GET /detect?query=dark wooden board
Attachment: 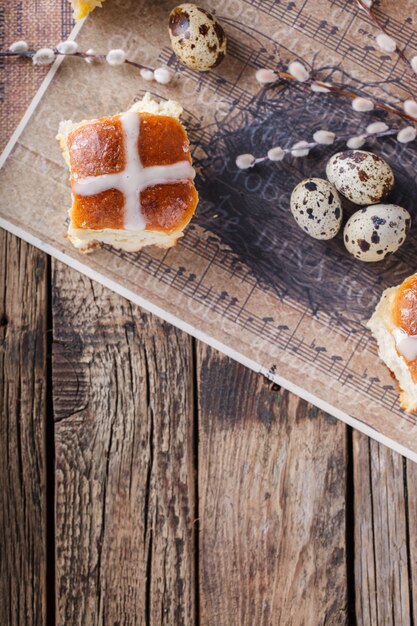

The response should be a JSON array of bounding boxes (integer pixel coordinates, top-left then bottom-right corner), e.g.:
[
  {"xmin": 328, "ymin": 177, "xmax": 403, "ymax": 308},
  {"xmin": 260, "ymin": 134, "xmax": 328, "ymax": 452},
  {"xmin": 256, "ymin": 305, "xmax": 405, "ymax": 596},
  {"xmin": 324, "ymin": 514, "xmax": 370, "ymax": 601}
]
[
  {"xmin": 406, "ymin": 460, "xmax": 417, "ymax": 620},
  {"xmin": 2, "ymin": 228, "xmax": 416, "ymax": 624},
  {"xmin": 51, "ymin": 259, "xmax": 197, "ymax": 625},
  {"xmin": 353, "ymin": 432, "xmax": 414, "ymax": 626},
  {"xmin": 0, "ymin": 231, "xmax": 48, "ymax": 626},
  {"xmin": 196, "ymin": 344, "xmax": 349, "ymax": 625}
]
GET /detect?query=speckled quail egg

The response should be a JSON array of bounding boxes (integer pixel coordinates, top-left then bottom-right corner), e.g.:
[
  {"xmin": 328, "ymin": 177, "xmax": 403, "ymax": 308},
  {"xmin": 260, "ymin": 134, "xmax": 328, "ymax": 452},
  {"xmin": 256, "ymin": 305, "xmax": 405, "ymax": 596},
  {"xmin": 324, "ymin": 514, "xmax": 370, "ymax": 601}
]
[
  {"xmin": 168, "ymin": 3, "xmax": 227, "ymax": 71},
  {"xmin": 290, "ymin": 178, "xmax": 343, "ymax": 240},
  {"xmin": 326, "ymin": 150, "xmax": 394, "ymax": 205},
  {"xmin": 343, "ymin": 204, "xmax": 411, "ymax": 262}
]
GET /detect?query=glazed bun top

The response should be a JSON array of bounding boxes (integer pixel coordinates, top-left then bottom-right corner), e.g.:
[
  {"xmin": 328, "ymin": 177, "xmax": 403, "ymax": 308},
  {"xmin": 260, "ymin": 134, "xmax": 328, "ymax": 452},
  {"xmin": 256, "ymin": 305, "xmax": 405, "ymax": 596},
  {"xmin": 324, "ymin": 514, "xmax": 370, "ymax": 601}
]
[
  {"xmin": 393, "ymin": 274, "xmax": 417, "ymax": 337},
  {"xmin": 67, "ymin": 111, "xmax": 198, "ymax": 234}
]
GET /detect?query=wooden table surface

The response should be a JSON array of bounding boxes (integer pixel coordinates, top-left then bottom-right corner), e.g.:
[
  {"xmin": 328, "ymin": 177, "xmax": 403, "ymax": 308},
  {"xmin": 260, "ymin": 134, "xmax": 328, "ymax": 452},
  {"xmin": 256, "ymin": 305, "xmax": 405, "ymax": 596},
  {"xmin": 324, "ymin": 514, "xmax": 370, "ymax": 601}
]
[{"xmin": 1, "ymin": 2, "xmax": 417, "ymax": 625}]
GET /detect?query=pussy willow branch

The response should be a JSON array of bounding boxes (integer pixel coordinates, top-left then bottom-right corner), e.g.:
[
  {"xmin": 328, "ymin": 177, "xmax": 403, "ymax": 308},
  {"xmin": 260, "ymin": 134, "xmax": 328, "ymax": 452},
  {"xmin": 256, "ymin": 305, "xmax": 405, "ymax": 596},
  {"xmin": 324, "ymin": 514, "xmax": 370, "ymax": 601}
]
[
  {"xmin": 0, "ymin": 49, "xmax": 153, "ymax": 71},
  {"xmin": 355, "ymin": 0, "xmax": 413, "ymax": 77},
  {"xmin": 253, "ymin": 129, "xmax": 398, "ymax": 165},
  {"xmin": 273, "ymin": 71, "xmax": 417, "ymax": 125}
]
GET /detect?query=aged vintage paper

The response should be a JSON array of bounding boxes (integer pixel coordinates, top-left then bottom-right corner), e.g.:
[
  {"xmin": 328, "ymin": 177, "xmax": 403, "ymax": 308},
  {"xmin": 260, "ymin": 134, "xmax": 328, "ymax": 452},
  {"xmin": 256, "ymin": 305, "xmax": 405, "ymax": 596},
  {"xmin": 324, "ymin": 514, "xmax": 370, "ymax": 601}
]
[{"xmin": 1, "ymin": 0, "xmax": 417, "ymax": 458}]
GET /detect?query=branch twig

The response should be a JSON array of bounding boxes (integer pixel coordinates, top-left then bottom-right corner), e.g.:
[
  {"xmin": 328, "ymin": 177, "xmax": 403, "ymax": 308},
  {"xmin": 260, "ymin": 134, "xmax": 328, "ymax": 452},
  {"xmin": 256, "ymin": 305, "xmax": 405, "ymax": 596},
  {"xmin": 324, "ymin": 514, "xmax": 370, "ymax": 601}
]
[
  {"xmin": 355, "ymin": 0, "xmax": 414, "ymax": 82},
  {"xmin": 271, "ymin": 70, "xmax": 417, "ymax": 125},
  {"xmin": 0, "ymin": 49, "xmax": 154, "ymax": 72}
]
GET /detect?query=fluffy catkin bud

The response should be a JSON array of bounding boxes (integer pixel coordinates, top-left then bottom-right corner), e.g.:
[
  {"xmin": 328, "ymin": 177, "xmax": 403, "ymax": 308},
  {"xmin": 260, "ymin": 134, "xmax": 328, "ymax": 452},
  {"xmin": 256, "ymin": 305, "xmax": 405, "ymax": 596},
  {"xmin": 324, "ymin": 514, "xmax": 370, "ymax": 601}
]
[
  {"xmin": 32, "ymin": 48, "xmax": 55, "ymax": 65},
  {"xmin": 397, "ymin": 126, "xmax": 417, "ymax": 143},
  {"xmin": 375, "ymin": 33, "xmax": 396, "ymax": 52},
  {"xmin": 153, "ymin": 67, "xmax": 172, "ymax": 84},
  {"xmin": 9, "ymin": 40, "xmax": 29, "ymax": 53},
  {"xmin": 403, "ymin": 100, "xmax": 417, "ymax": 118},
  {"xmin": 311, "ymin": 81, "xmax": 331, "ymax": 93},
  {"xmin": 267, "ymin": 147, "xmax": 285, "ymax": 161},
  {"xmin": 255, "ymin": 69, "xmax": 277, "ymax": 84},
  {"xmin": 140, "ymin": 68, "xmax": 154, "ymax": 81},
  {"xmin": 57, "ymin": 40, "xmax": 78, "ymax": 54},
  {"xmin": 84, "ymin": 49, "xmax": 96, "ymax": 63},
  {"xmin": 366, "ymin": 122, "xmax": 389, "ymax": 134},
  {"xmin": 288, "ymin": 61, "xmax": 310, "ymax": 82},
  {"xmin": 291, "ymin": 141, "xmax": 310, "ymax": 157},
  {"xmin": 236, "ymin": 154, "xmax": 256, "ymax": 169},
  {"xmin": 106, "ymin": 49, "xmax": 126, "ymax": 66},
  {"xmin": 352, "ymin": 97, "xmax": 374, "ymax": 112},
  {"xmin": 346, "ymin": 135, "xmax": 366, "ymax": 149},
  {"xmin": 313, "ymin": 130, "xmax": 336, "ymax": 145}
]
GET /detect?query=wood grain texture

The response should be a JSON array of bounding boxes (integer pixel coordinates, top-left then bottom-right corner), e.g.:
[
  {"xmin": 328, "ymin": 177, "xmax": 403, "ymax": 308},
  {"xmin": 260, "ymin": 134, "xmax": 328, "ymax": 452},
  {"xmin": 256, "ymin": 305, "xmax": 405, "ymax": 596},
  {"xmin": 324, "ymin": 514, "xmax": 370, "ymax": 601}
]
[
  {"xmin": 52, "ymin": 260, "xmax": 197, "ymax": 626},
  {"xmin": 353, "ymin": 432, "xmax": 413, "ymax": 625},
  {"xmin": 0, "ymin": 230, "xmax": 48, "ymax": 626},
  {"xmin": 406, "ymin": 459, "xmax": 417, "ymax": 621},
  {"xmin": 197, "ymin": 344, "xmax": 348, "ymax": 626}
]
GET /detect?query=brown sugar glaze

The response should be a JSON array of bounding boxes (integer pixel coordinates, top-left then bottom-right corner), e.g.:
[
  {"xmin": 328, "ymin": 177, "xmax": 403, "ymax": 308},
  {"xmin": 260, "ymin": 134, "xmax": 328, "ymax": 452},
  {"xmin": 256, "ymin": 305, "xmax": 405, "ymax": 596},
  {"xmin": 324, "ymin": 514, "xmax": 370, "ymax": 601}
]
[
  {"xmin": 68, "ymin": 112, "xmax": 198, "ymax": 233},
  {"xmin": 393, "ymin": 274, "xmax": 417, "ymax": 381}
]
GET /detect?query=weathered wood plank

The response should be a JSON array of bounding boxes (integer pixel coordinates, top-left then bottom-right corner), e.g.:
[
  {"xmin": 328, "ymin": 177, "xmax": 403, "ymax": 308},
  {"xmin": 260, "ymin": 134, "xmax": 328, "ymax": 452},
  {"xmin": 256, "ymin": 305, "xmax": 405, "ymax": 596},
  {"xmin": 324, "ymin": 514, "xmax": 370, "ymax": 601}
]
[
  {"xmin": 353, "ymin": 432, "xmax": 412, "ymax": 625},
  {"xmin": 52, "ymin": 260, "xmax": 196, "ymax": 626},
  {"xmin": 0, "ymin": 230, "xmax": 48, "ymax": 626},
  {"xmin": 197, "ymin": 344, "xmax": 348, "ymax": 626},
  {"xmin": 406, "ymin": 459, "xmax": 417, "ymax": 620}
]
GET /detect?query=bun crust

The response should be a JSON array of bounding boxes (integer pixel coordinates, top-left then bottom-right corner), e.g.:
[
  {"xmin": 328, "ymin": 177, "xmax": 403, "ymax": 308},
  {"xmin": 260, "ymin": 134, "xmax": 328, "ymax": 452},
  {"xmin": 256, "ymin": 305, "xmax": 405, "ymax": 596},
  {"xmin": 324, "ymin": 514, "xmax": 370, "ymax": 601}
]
[
  {"xmin": 368, "ymin": 274, "xmax": 417, "ymax": 412},
  {"xmin": 57, "ymin": 94, "xmax": 198, "ymax": 252}
]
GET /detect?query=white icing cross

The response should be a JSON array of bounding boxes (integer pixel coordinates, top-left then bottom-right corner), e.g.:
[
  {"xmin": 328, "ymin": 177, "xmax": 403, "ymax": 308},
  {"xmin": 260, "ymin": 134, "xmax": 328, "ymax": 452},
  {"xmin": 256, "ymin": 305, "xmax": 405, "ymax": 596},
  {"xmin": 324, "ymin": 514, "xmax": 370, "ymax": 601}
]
[
  {"xmin": 72, "ymin": 111, "xmax": 195, "ymax": 230},
  {"xmin": 393, "ymin": 327, "xmax": 417, "ymax": 362}
]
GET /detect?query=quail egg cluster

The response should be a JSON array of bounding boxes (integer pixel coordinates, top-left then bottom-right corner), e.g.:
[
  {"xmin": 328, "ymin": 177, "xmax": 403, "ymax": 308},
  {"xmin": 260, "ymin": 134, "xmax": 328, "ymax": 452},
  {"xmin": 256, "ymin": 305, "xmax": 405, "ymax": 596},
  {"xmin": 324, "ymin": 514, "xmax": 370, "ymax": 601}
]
[
  {"xmin": 169, "ymin": 3, "xmax": 227, "ymax": 71},
  {"xmin": 290, "ymin": 149, "xmax": 412, "ymax": 262}
]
